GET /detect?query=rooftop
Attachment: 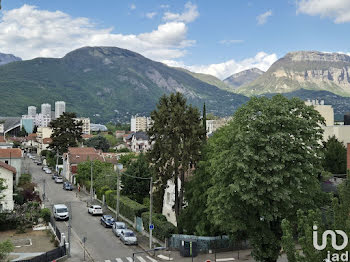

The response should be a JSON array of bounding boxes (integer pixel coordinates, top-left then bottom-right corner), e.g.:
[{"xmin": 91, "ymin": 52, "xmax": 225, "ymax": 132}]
[
  {"xmin": 0, "ymin": 161, "xmax": 16, "ymax": 174},
  {"xmin": 0, "ymin": 148, "xmax": 22, "ymax": 158}
]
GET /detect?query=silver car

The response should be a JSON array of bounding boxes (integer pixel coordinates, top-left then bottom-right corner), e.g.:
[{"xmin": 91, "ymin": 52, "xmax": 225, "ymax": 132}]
[
  {"xmin": 112, "ymin": 222, "xmax": 126, "ymax": 237},
  {"xmin": 120, "ymin": 229, "xmax": 137, "ymax": 245}
]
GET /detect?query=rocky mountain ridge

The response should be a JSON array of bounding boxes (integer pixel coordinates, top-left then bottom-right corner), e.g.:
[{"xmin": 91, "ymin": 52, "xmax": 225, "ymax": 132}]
[
  {"xmin": 0, "ymin": 52, "xmax": 21, "ymax": 66},
  {"xmin": 224, "ymin": 68, "xmax": 264, "ymax": 89}
]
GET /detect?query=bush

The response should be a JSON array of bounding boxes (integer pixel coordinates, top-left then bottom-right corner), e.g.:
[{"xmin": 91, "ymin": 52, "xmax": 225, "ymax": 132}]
[
  {"xmin": 40, "ymin": 208, "xmax": 51, "ymax": 223},
  {"xmin": 141, "ymin": 212, "xmax": 176, "ymax": 241},
  {"xmin": 18, "ymin": 174, "xmax": 32, "ymax": 187},
  {"xmin": 105, "ymin": 191, "xmax": 148, "ymax": 221},
  {"xmin": 0, "ymin": 240, "xmax": 14, "ymax": 261},
  {"xmin": 97, "ymin": 185, "xmax": 111, "ymax": 200}
]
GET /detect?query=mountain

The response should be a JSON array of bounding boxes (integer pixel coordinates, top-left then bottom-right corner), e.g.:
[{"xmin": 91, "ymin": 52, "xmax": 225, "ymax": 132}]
[
  {"xmin": 236, "ymin": 51, "xmax": 350, "ymax": 96},
  {"xmin": 0, "ymin": 46, "xmax": 248, "ymax": 123},
  {"xmin": 224, "ymin": 68, "xmax": 264, "ymax": 89},
  {"xmin": 175, "ymin": 68, "xmax": 232, "ymax": 91},
  {"xmin": 0, "ymin": 52, "xmax": 21, "ymax": 66}
]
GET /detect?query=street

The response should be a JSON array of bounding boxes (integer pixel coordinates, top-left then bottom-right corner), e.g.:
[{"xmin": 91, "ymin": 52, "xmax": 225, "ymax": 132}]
[{"xmin": 27, "ymin": 156, "xmax": 147, "ymax": 262}]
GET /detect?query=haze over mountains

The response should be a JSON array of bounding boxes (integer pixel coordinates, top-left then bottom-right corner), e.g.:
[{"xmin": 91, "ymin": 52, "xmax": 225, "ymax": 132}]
[
  {"xmin": 2, "ymin": 47, "xmax": 350, "ymax": 122},
  {"xmin": 0, "ymin": 52, "xmax": 22, "ymax": 66}
]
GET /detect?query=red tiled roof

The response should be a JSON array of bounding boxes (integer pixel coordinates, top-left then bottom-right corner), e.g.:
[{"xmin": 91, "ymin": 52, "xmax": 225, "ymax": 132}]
[
  {"xmin": 43, "ymin": 138, "xmax": 52, "ymax": 144},
  {"xmin": 70, "ymin": 153, "xmax": 104, "ymax": 164},
  {"xmin": 0, "ymin": 148, "xmax": 22, "ymax": 158},
  {"xmin": 68, "ymin": 147, "xmax": 97, "ymax": 154},
  {"xmin": 82, "ymin": 134, "xmax": 94, "ymax": 139},
  {"xmin": 0, "ymin": 161, "xmax": 16, "ymax": 174}
]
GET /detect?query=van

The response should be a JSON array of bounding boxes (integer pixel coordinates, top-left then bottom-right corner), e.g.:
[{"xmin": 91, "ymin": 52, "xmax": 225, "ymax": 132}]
[{"xmin": 53, "ymin": 204, "xmax": 69, "ymax": 220}]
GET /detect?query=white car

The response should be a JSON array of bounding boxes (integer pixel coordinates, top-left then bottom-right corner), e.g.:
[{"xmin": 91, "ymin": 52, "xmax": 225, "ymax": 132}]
[
  {"xmin": 55, "ymin": 176, "xmax": 63, "ymax": 183},
  {"xmin": 112, "ymin": 222, "xmax": 127, "ymax": 237},
  {"xmin": 45, "ymin": 169, "xmax": 52, "ymax": 174},
  {"xmin": 88, "ymin": 205, "xmax": 103, "ymax": 215},
  {"xmin": 53, "ymin": 204, "xmax": 69, "ymax": 220},
  {"xmin": 120, "ymin": 229, "xmax": 137, "ymax": 245}
]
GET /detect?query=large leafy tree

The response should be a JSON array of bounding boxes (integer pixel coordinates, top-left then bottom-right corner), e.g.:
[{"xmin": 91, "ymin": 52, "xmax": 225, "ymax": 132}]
[
  {"xmin": 121, "ymin": 153, "xmax": 152, "ymax": 203},
  {"xmin": 85, "ymin": 135, "xmax": 110, "ymax": 152},
  {"xmin": 148, "ymin": 92, "xmax": 205, "ymax": 221},
  {"xmin": 49, "ymin": 112, "xmax": 83, "ymax": 154},
  {"xmin": 322, "ymin": 135, "xmax": 347, "ymax": 174},
  {"xmin": 206, "ymin": 95, "xmax": 325, "ymax": 262}
]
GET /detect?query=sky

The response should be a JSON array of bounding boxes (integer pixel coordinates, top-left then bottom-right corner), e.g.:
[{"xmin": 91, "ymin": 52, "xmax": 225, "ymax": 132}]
[{"xmin": 1, "ymin": 0, "xmax": 350, "ymax": 80}]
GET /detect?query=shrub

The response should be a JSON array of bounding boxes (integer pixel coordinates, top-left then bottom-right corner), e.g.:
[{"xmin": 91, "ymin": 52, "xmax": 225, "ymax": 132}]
[
  {"xmin": 0, "ymin": 240, "xmax": 14, "ymax": 261},
  {"xmin": 18, "ymin": 174, "xmax": 32, "ymax": 187},
  {"xmin": 97, "ymin": 185, "xmax": 111, "ymax": 200},
  {"xmin": 141, "ymin": 212, "xmax": 176, "ymax": 241},
  {"xmin": 40, "ymin": 208, "xmax": 51, "ymax": 223},
  {"xmin": 105, "ymin": 191, "xmax": 148, "ymax": 221}
]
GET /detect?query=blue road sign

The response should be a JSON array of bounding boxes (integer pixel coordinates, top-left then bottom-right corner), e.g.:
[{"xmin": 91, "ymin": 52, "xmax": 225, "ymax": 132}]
[{"xmin": 149, "ymin": 224, "xmax": 154, "ymax": 230}]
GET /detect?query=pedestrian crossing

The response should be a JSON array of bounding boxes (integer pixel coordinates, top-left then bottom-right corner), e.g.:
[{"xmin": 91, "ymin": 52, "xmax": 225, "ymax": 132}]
[{"xmin": 102, "ymin": 255, "xmax": 159, "ymax": 262}]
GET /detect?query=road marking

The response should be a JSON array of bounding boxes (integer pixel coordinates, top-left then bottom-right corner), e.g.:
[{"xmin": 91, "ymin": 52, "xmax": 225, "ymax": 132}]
[
  {"xmin": 157, "ymin": 254, "xmax": 173, "ymax": 261},
  {"xmin": 146, "ymin": 256, "xmax": 158, "ymax": 262},
  {"xmin": 126, "ymin": 257, "xmax": 133, "ymax": 262},
  {"xmin": 216, "ymin": 258, "xmax": 235, "ymax": 262},
  {"xmin": 115, "ymin": 258, "xmax": 123, "ymax": 262},
  {"xmin": 137, "ymin": 257, "xmax": 147, "ymax": 262}
]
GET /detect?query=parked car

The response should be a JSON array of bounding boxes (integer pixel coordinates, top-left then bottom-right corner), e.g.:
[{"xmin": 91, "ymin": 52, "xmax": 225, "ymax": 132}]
[
  {"xmin": 45, "ymin": 169, "xmax": 52, "ymax": 174},
  {"xmin": 53, "ymin": 204, "xmax": 69, "ymax": 221},
  {"xmin": 42, "ymin": 165, "xmax": 48, "ymax": 171},
  {"xmin": 100, "ymin": 215, "xmax": 115, "ymax": 228},
  {"xmin": 120, "ymin": 229, "xmax": 137, "ymax": 245},
  {"xmin": 112, "ymin": 222, "xmax": 127, "ymax": 237},
  {"xmin": 36, "ymin": 161, "xmax": 42, "ymax": 166},
  {"xmin": 63, "ymin": 182, "xmax": 73, "ymax": 191},
  {"xmin": 52, "ymin": 173, "xmax": 58, "ymax": 180},
  {"xmin": 88, "ymin": 205, "xmax": 103, "ymax": 215},
  {"xmin": 55, "ymin": 176, "xmax": 63, "ymax": 183}
]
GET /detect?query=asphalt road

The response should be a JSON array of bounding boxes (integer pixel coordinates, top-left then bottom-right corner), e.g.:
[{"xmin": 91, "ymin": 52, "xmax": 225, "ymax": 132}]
[{"xmin": 27, "ymin": 156, "xmax": 143, "ymax": 262}]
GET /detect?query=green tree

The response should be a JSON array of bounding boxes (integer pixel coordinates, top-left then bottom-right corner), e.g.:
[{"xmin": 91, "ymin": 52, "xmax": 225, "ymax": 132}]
[
  {"xmin": 119, "ymin": 153, "xmax": 136, "ymax": 167},
  {"xmin": 206, "ymin": 95, "xmax": 325, "ymax": 262},
  {"xmin": 121, "ymin": 153, "xmax": 152, "ymax": 203},
  {"xmin": 85, "ymin": 136, "xmax": 110, "ymax": 152},
  {"xmin": 18, "ymin": 126, "xmax": 28, "ymax": 137},
  {"xmin": 202, "ymin": 103, "xmax": 207, "ymax": 137},
  {"xmin": 148, "ymin": 92, "xmax": 205, "ymax": 222},
  {"xmin": 49, "ymin": 112, "xmax": 83, "ymax": 154},
  {"xmin": 322, "ymin": 135, "xmax": 347, "ymax": 174},
  {"xmin": 0, "ymin": 178, "xmax": 6, "ymax": 201},
  {"xmin": 0, "ymin": 240, "xmax": 14, "ymax": 261}
]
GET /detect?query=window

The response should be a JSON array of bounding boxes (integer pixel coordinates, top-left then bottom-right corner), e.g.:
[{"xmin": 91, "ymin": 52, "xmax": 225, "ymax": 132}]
[{"xmin": 5, "ymin": 160, "xmax": 8, "ymax": 164}]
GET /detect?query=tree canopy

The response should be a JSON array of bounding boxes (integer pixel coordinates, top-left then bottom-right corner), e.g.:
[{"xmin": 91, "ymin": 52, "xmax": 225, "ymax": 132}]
[
  {"xmin": 322, "ymin": 135, "xmax": 347, "ymax": 174},
  {"xmin": 205, "ymin": 95, "xmax": 325, "ymax": 262},
  {"xmin": 85, "ymin": 135, "xmax": 110, "ymax": 152},
  {"xmin": 121, "ymin": 153, "xmax": 152, "ymax": 203},
  {"xmin": 148, "ymin": 92, "xmax": 205, "ymax": 222},
  {"xmin": 49, "ymin": 112, "xmax": 83, "ymax": 154}
]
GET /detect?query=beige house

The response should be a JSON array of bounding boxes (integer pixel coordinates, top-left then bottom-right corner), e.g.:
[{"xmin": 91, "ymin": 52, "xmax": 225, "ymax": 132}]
[
  {"xmin": 0, "ymin": 161, "xmax": 16, "ymax": 212},
  {"xmin": 75, "ymin": 118, "xmax": 91, "ymax": 135},
  {"xmin": 36, "ymin": 127, "xmax": 53, "ymax": 155}
]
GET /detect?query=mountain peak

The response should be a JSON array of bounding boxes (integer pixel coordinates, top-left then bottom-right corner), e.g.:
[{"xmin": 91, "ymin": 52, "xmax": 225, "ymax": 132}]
[
  {"xmin": 0, "ymin": 52, "xmax": 22, "ymax": 66},
  {"xmin": 223, "ymin": 68, "xmax": 265, "ymax": 89},
  {"xmin": 284, "ymin": 51, "xmax": 350, "ymax": 63}
]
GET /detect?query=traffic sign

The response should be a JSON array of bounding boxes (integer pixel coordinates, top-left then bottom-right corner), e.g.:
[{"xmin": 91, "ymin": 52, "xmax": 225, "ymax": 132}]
[{"xmin": 149, "ymin": 224, "xmax": 154, "ymax": 230}]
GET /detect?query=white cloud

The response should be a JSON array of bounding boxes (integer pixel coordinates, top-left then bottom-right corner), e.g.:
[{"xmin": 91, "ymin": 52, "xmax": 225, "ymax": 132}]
[
  {"xmin": 130, "ymin": 3, "xmax": 136, "ymax": 10},
  {"xmin": 257, "ymin": 10, "xmax": 272, "ymax": 25},
  {"xmin": 163, "ymin": 2, "xmax": 199, "ymax": 23},
  {"xmin": 146, "ymin": 12, "xmax": 157, "ymax": 19},
  {"xmin": 163, "ymin": 52, "xmax": 278, "ymax": 80},
  {"xmin": 0, "ymin": 5, "xmax": 195, "ymax": 61},
  {"xmin": 160, "ymin": 4, "xmax": 170, "ymax": 9},
  {"xmin": 219, "ymin": 39, "xmax": 244, "ymax": 45},
  {"xmin": 297, "ymin": 0, "xmax": 350, "ymax": 23}
]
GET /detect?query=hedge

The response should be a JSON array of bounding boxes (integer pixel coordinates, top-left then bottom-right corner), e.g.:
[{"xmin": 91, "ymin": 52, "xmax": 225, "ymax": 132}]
[
  {"xmin": 142, "ymin": 212, "xmax": 176, "ymax": 241},
  {"xmin": 105, "ymin": 190, "xmax": 148, "ymax": 221}
]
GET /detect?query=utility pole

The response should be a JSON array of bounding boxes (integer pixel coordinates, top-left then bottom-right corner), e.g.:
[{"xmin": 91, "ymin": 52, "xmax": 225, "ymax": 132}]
[
  {"xmin": 149, "ymin": 176, "xmax": 153, "ymax": 249},
  {"xmin": 116, "ymin": 167, "xmax": 120, "ymax": 220},
  {"xmin": 90, "ymin": 160, "xmax": 93, "ymax": 204},
  {"xmin": 68, "ymin": 202, "xmax": 72, "ymax": 257}
]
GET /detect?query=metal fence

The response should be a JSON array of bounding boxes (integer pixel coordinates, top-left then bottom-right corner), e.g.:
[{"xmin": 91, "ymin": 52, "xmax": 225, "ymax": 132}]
[
  {"xmin": 168, "ymin": 234, "xmax": 250, "ymax": 252},
  {"xmin": 16, "ymin": 245, "xmax": 66, "ymax": 262}
]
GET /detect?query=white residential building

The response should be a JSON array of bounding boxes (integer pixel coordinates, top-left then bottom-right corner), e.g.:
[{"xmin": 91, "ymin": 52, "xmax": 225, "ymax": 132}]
[
  {"xmin": 0, "ymin": 162, "xmax": 16, "ymax": 212},
  {"xmin": 35, "ymin": 113, "xmax": 51, "ymax": 127},
  {"xmin": 28, "ymin": 106, "xmax": 37, "ymax": 117},
  {"xmin": 130, "ymin": 116, "xmax": 153, "ymax": 132},
  {"xmin": 55, "ymin": 101, "xmax": 66, "ymax": 119},
  {"xmin": 41, "ymin": 103, "xmax": 51, "ymax": 116},
  {"xmin": 75, "ymin": 118, "xmax": 91, "ymax": 135},
  {"xmin": 206, "ymin": 118, "xmax": 231, "ymax": 135}
]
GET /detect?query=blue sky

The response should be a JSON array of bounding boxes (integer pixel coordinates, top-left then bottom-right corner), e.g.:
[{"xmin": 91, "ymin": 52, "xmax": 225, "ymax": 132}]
[{"xmin": 1, "ymin": 0, "xmax": 350, "ymax": 79}]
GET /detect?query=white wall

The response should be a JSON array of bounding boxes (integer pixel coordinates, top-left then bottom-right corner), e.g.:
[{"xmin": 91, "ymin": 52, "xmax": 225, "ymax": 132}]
[{"xmin": 0, "ymin": 167, "xmax": 14, "ymax": 211}]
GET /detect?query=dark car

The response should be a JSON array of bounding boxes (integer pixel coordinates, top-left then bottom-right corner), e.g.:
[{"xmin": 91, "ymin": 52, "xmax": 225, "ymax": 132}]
[
  {"xmin": 52, "ymin": 173, "xmax": 58, "ymax": 180},
  {"xmin": 100, "ymin": 215, "xmax": 115, "ymax": 228},
  {"xmin": 63, "ymin": 182, "xmax": 73, "ymax": 191},
  {"xmin": 36, "ymin": 161, "xmax": 42, "ymax": 166}
]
